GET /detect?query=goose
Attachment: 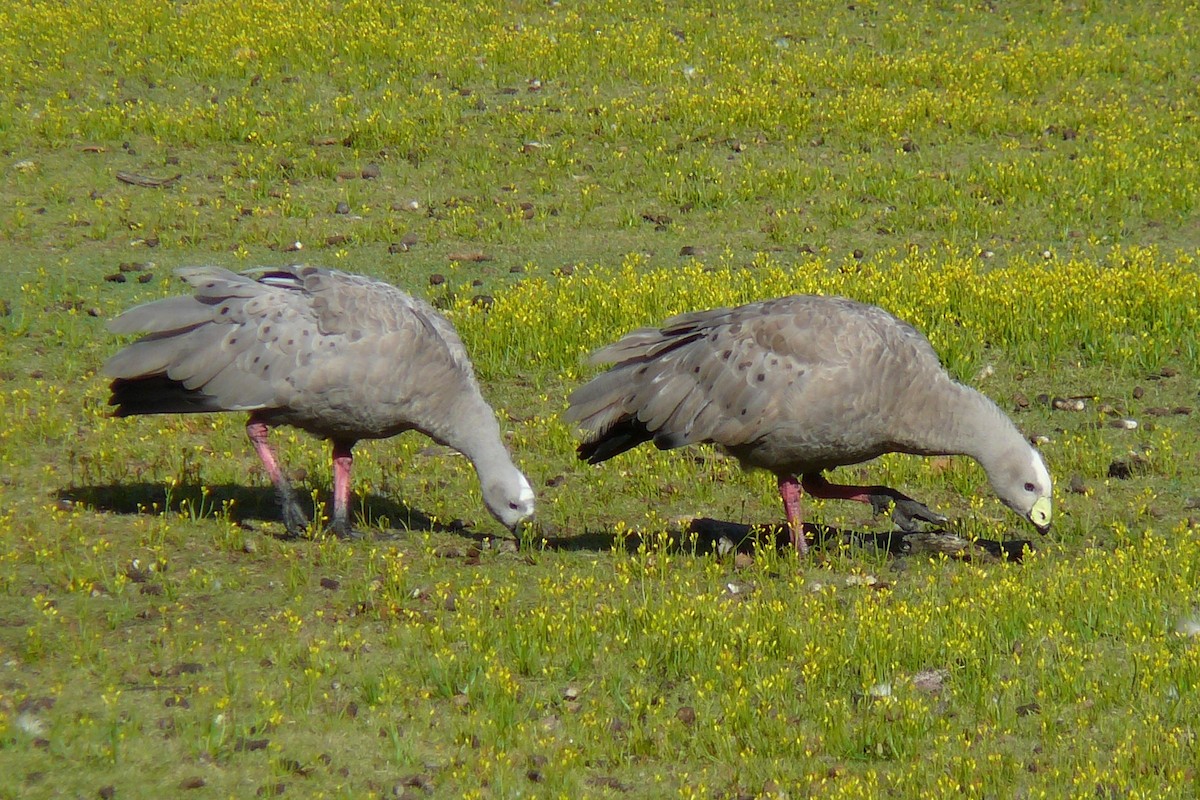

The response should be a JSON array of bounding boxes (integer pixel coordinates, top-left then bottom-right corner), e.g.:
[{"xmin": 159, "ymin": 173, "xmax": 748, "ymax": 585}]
[
  {"xmin": 565, "ymin": 295, "xmax": 1052, "ymax": 552},
  {"xmin": 104, "ymin": 265, "xmax": 535, "ymax": 538}
]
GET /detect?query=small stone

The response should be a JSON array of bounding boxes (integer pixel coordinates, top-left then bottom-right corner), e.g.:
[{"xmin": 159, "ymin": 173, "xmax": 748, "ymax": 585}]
[
  {"xmin": 1068, "ymin": 474, "xmax": 1089, "ymax": 495},
  {"xmin": 320, "ymin": 577, "xmax": 340, "ymax": 591},
  {"xmin": 335, "ymin": 201, "xmax": 350, "ymax": 215},
  {"xmin": 15, "ymin": 713, "xmax": 46, "ymax": 737},
  {"xmin": 361, "ymin": 163, "xmax": 381, "ymax": 179},
  {"xmin": 99, "ymin": 786, "xmax": 116, "ymax": 800},
  {"xmin": 428, "ymin": 273, "xmax": 445, "ymax": 287},
  {"xmin": 1176, "ymin": 616, "xmax": 1200, "ymax": 637},
  {"xmin": 1132, "ymin": 385, "xmax": 1145, "ymax": 399},
  {"xmin": 676, "ymin": 706, "xmax": 697, "ymax": 726},
  {"xmin": 1051, "ymin": 397, "xmax": 1086, "ymax": 411},
  {"xmin": 910, "ymin": 669, "xmax": 947, "ymax": 694},
  {"xmin": 180, "ymin": 777, "xmax": 206, "ymax": 790}
]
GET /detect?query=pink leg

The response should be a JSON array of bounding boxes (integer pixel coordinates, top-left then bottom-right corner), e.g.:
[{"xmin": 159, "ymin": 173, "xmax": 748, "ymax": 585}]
[
  {"xmin": 800, "ymin": 474, "xmax": 875, "ymax": 504},
  {"xmin": 777, "ymin": 475, "xmax": 809, "ymax": 554},
  {"xmin": 246, "ymin": 417, "xmax": 309, "ymax": 536},
  {"xmin": 329, "ymin": 439, "xmax": 355, "ymax": 538},
  {"xmin": 801, "ymin": 473, "xmax": 946, "ymax": 531}
]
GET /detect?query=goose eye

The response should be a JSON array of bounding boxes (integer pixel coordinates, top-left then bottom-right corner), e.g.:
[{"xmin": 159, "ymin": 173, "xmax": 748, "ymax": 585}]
[
  {"xmin": 1023, "ymin": 482, "xmax": 1036, "ymax": 492},
  {"xmin": 509, "ymin": 501, "xmax": 521, "ymax": 510}
]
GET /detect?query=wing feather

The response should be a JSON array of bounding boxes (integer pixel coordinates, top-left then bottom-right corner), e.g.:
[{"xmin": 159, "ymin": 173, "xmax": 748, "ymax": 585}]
[{"xmin": 569, "ymin": 295, "xmax": 917, "ymax": 465}]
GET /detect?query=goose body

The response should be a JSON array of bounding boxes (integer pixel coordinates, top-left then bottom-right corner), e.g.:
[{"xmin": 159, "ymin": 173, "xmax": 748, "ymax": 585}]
[
  {"xmin": 104, "ymin": 265, "xmax": 535, "ymax": 536},
  {"xmin": 566, "ymin": 295, "xmax": 1052, "ymax": 551}
]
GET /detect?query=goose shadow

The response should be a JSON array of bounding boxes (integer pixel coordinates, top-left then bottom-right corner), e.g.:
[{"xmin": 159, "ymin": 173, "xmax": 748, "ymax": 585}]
[
  {"xmin": 57, "ymin": 482, "xmax": 468, "ymax": 537},
  {"xmin": 539, "ymin": 517, "xmax": 1033, "ymax": 563}
]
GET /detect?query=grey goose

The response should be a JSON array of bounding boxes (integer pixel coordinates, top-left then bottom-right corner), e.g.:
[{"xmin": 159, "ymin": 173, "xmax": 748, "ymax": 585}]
[
  {"xmin": 566, "ymin": 294, "xmax": 1052, "ymax": 552},
  {"xmin": 104, "ymin": 265, "xmax": 535, "ymax": 538}
]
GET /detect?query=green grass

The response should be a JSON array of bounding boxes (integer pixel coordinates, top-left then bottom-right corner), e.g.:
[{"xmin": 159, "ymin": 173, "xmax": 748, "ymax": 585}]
[{"xmin": 3, "ymin": 1, "xmax": 1200, "ymax": 797}]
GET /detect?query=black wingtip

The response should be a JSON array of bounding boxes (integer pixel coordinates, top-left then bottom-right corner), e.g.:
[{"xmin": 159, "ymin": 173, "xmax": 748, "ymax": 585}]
[
  {"xmin": 108, "ymin": 376, "xmax": 223, "ymax": 417},
  {"xmin": 577, "ymin": 417, "xmax": 655, "ymax": 465}
]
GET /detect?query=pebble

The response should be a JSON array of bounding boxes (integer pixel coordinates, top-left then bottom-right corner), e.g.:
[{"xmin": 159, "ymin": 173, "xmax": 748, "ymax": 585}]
[{"xmin": 1051, "ymin": 397, "xmax": 1086, "ymax": 411}]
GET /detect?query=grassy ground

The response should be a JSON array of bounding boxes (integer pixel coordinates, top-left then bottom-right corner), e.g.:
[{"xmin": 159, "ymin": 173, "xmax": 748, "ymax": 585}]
[{"xmin": 2, "ymin": 1, "xmax": 1200, "ymax": 797}]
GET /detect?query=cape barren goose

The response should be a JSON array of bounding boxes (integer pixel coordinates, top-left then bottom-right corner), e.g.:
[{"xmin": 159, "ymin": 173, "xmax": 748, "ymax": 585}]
[
  {"xmin": 104, "ymin": 265, "xmax": 535, "ymax": 538},
  {"xmin": 566, "ymin": 295, "xmax": 1052, "ymax": 553}
]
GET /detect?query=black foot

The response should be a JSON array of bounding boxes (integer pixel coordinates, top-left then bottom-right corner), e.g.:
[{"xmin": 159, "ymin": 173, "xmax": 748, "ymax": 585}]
[
  {"xmin": 326, "ymin": 523, "xmax": 363, "ymax": 540},
  {"xmin": 279, "ymin": 502, "xmax": 311, "ymax": 539},
  {"xmin": 867, "ymin": 490, "xmax": 948, "ymax": 532},
  {"xmin": 274, "ymin": 485, "xmax": 312, "ymax": 539},
  {"xmin": 326, "ymin": 513, "xmax": 362, "ymax": 540}
]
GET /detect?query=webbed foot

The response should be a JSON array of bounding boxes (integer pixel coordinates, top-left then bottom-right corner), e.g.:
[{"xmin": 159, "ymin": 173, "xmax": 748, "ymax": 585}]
[{"xmin": 867, "ymin": 490, "xmax": 948, "ymax": 531}]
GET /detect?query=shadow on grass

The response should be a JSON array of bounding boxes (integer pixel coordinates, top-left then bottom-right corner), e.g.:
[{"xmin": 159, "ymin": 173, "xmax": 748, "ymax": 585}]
[
  {"xmin": 56, "ymin": 482, "xmax": 466, "ymax": 537},
  {"xmin": 541, "ymin": 517, "xmax": 1033, "ymax": 563}
]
